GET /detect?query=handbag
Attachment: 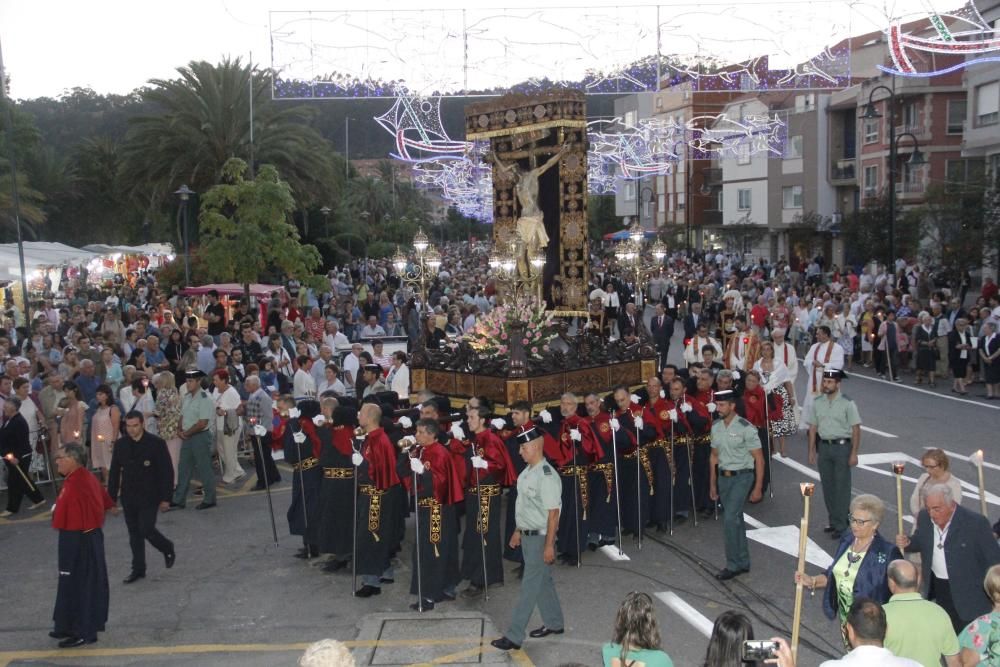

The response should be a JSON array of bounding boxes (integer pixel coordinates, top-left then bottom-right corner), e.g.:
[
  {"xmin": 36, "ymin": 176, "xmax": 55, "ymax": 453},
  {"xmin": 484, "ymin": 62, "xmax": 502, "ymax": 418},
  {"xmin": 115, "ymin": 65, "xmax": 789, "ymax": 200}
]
[{"xmin": 223, "ymin": 409, "xmax": 239, "ymax": 436}]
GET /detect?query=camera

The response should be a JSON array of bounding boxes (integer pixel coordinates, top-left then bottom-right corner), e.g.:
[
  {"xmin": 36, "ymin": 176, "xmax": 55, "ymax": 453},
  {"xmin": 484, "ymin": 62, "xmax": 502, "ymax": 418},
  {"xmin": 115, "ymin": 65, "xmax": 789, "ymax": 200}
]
[{"xmin": 741, "ymin": 640, "xmax": 779, "ymax": 661}]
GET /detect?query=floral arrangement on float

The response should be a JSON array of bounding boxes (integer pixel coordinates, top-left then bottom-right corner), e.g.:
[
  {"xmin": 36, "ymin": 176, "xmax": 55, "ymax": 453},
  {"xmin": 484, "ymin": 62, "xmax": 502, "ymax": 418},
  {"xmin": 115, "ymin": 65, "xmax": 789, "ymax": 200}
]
[{"xmin": 464, "ymin": 298, "xmax": 557, "ymax": 360}]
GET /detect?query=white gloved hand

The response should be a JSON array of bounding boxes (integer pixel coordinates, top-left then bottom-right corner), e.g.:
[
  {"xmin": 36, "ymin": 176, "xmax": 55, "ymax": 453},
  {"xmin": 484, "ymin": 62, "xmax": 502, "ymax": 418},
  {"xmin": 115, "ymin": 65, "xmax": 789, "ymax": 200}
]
[
  {"xmin": 410, "ymin": 457, "xmax": 426, "ymax": 475},
  {"xmin": 398, "ymin": 415, "xmax": 413, "ymax": 429},
  {"xmin": 312, "ymin": 414, "xmax": 326, "ymax": 426},
  {"xmin": 706, "ymin": 402, "xmax": 717, "ymax": 413},
  {"xmin": 471, "ymin": 455, "xmax": 489, "ymax": 470},
  {"xmin": 570, "ymin": 428, "xmax": 582, "ymax": 442},
  {"xmin": 634, "ymin": 416, "xmax": 644, "ymax": 430},
  {"xmin": 267, "ymin": 385, "xmax": 278, "ymax": 394},
  {"xmin": 253, "ymin": 424, "xmax": 267, "ymax": 437},
  {"xmin": 351, "ymin": 451, "xmax": 364, "ymax": 467},
  {"xmin": 538, "ymin": 409, "xmax": 552, "ymax": 424},
  {"xmin": 490, "ymin": 418, "xmax": 506, "ymax": 430},
  {"xmin": 450, "ymin": 423, "xmax": 465, "ymax": 440},
  {"xmin": 414, "ymin": 403, "xmax": 423, "ymax": 411},
  {"xmin": 680, "ymin": 402, "xmax": 692, "ymax": 413},
  {"xmin": 660, "ymin": 389, "xmax": 666, "ymax": 398},
  {"xmin": 732, "ymin": 370, "xmax": 741, "ymax": 381},
  {"xmin": 609, "ymin": 418, "xmax": 620, "ymax": 431},
  {"xmin": 288, "ymin": 407, "xmax": 301, "ymax": 419},
  {"xmin": 667, "ymin": 409, "xmax": 678, "ymax": 421},
  {"xmin": 292, "ymin": 431, "xmax": 306, "ymax": 444},
  {"xmin": 630, "ymin": 393, "xmax": 641, "ymax": 404}
]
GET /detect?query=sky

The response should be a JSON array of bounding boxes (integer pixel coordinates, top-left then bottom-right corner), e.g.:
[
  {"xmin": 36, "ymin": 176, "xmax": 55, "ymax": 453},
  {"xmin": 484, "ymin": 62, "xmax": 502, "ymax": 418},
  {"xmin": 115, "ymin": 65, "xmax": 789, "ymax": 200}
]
[{"xmin": 0, "ymin": 0, "xmax": 949, "ymax": 100}]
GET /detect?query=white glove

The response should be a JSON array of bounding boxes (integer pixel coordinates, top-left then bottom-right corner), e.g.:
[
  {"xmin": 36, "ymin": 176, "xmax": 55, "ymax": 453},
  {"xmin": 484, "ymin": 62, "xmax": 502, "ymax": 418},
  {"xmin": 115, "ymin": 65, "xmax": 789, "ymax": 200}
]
[
  {"xmin": 706, "ymin": 402, "xmax": 717, "ymax": 413},
  {"xmin": 490, "ymin": 418, "xmax": 506, "ymax": 430},
  {"xmin": 288, "ymin": 407, "xmax": 301, "ymax": 419},
  {"xmin": 414, "ymin": 403, "xmax": 423, "ymax": 411},
  {"xmin": 732, "ymin": 370, "xmax": 741, "ymax": 380},
  {"xmin": 570, "ymin": 428, "xmax": 582, "ymax": 442},
  {"xmin": 267, "ymin": 385, "xmax": 278, "ymax": 394},
  {"xmin": 680, "ymin": 402, "xmax": 692, "ymax": 413},
  {"xmin": 351, "ymin": 451, "xmax": 364, "ymax": 467},
  {"xmin": 538, "ymin": 409, "xmax": 552, "ymax": 424},
  {"xmin": 629, "ymin": 393, "xmax": 641, "ymax": 404},
  {"xmin": 292, "ymin": 431, "xmax": 306, "ymax": 444},
  {"xmin": 450, "ymin": 423, "xmax": 465, "ymax": 440},
  {"xmin": 312, "ymin": 414, "xmax": 326, "ymax": 426},
  {"xmin": 398, "ymin": 415, "xmax": 413, "ymax": 429},
  {"xmin": 609, "ymin": 418, "xmax": 620, "ymax": 431},
  {"xmin": 634, "ymin": 416, "xmax": 644, "ymax": 430},
  {"xmin": 660, "ymin": 389, "xmax": 666, "ymax": 398},
  {"xmin": 410, "ymin": 457, "xmax": 426, "ymax": 475},
  {"xmin": 667, "ymin": 409, "xmax": 678, "ymax": 421},
  {"xmin": 471, "ymin": 455, "xmax": 489, "ymax": 470},
  {"xmin": 253, "ymin": 424, "xmax": 267, "ymax": 437}
]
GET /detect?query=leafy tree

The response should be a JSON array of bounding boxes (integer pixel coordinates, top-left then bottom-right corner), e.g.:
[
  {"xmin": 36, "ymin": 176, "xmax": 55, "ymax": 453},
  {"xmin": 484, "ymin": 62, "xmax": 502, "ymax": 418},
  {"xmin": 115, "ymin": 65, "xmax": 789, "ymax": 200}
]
[
  {"xmin": 121, "ymin": 58, "xmax": 336, "ymax": 214},
  {"xmin": 916, "ymin": 183, "xmax": 989, "ymax": 282},
  {"xmin": 718, "ymin": 214, "xmax": 769, "ymax": 254},
  {"xmin": 841, "ymin": 191, "xmax": 919, "ymax": 266},
  {"xmin": 198, "ymin": 159, "xmax": 321, "ymax": 295},
  {"xmin": 588, "ymin": 194, "xmax": 617, "ymax": 240},
  {"xmin": 0, "ymin": 99, "xmax": 47, "ymax": 240}
]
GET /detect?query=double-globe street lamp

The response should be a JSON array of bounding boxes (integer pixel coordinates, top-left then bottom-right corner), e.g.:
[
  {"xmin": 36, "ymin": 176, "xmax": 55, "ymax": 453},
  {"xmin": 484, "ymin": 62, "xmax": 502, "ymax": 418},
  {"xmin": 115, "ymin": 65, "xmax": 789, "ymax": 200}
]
[
  {"xmin": 615, "ymin": 220, "xmax": 667, "ymax": 308},
  {"xmin": 392, "ymin": 227, "xmax": 442, "ymax": 307},
  {"xmin": 488, "ymin": 237, "xmax": 545, "ymax": 303},
  {"xmin": 860, "ymin": 85, "xmax": 927, "ymax": 269},
  {"xmin": 173, "ymin": 184, "xmax": 195, "ymax": 286}
]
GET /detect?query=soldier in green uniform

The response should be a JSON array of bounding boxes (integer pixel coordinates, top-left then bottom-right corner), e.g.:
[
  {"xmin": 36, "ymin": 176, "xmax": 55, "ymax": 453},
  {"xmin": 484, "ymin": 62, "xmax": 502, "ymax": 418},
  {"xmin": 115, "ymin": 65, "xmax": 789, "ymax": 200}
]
[
  {"xmin": 170, "ymin": 370, "xmax": 217, "ymax": 510},
  {"xmin": 491, "ymin": 426, "xmax": 565, "ymax": 652},
  {"xmin": 709, "ymin": 389, "xmax": 764, "ymax": 581},
  {"xmin": 807, "ymin": 368, "xmax": 862, "ymax": 540}
]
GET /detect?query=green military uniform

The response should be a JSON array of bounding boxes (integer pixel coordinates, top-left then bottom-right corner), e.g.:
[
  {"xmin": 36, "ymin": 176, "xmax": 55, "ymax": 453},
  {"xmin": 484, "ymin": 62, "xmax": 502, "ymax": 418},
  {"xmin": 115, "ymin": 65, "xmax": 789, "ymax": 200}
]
[
  {"xmin": 711, "ymin": 414, "xmax": 760, "ymax": 573},
  {"xmin": 808, "ymin": 390, "xmax": 861, "ymax": 534},
  {"xmin": 505, "ymin": 455, "xmax": 565, "ymax": 646},
  {"xmin": 172, "ymin": 385, "xmax": 217, "ymax": 507}
]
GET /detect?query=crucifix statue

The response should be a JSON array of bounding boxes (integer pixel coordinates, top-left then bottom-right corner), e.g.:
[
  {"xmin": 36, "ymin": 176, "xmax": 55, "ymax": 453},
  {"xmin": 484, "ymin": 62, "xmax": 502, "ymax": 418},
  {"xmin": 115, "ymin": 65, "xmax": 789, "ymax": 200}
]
[{"xmin": 489, "ymin": 142, "xmax": 570, "ymax": 271}]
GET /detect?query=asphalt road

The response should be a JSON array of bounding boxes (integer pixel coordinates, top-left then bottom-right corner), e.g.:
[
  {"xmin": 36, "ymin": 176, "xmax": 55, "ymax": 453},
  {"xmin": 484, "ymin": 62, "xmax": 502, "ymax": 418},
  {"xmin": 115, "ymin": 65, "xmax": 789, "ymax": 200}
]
[{"xmin": 1, "ymin": 319, "xmax": 997, "ymax": 667}]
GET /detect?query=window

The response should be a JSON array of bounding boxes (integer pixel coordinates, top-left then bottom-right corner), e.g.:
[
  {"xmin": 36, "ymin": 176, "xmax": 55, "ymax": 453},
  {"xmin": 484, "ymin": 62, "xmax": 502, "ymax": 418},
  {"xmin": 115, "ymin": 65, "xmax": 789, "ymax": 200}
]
[
  {"xmin": 737, "ymin": 189, "xmax": 752, "ymax": 210},
  {"xmin": 976, "ymin": 82, "xmax": 999, "ymax": 126},
  {"xmin": 782, "ymin": 185, "xmax": 803, "ymax": 208},
  {"xmin": 624, "ymin": 110, "xmax": 638, "ymax": 127},
  {"xmin": 863, "ymin": 117, "xmax": 879, "ymax": 144},
  {"xmin": 863, "ymin": 165, "xmax": 878, "ymax": 195},
  {"xmin": 624, "ymin": 182, "xmax": 635, "ymax": 201},
  {"xmin": 677, "ymin": 192, "xmax": 686, "ymax": 210},
  {"xmin": 902, "ymin": 102, "xmax": 918, "ymax": 130},
  {"xmin": 785, "ymin": 135, "xmax": 803, "ymax": 159},
  {"xmin": 947, "ymin": 99, "xmax": 967, "ymax": 134},
  {"xmin": 736, "ymin": 143, "xmax": 751, "ymax": 165},
  {"xmin": 945, "ymin": 158, "xmax": 986, "ymax": 191}
]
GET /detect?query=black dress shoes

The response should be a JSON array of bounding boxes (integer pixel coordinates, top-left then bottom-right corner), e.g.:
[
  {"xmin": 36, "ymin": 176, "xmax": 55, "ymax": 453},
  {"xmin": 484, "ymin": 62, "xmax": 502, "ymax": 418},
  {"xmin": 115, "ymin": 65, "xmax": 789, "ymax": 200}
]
[
  {"xmin": 409, "ymin": 599, "xmax": 435, "ymax": 611},
  {"xmin": 165, "ymin": 550, "xmax": 176, "ymax": 569},
  {"xmin": 529, "ymin": 626, "xmax": 564, "ymax": 638},
  {"xmin": 715, "ymin": 568, "xmax": 740, "ymax": 581},
  {"xmin": 167, "ymin": 502, "xmax": 184, "ymax": 510},
  {"xmin": 59, "ymin": 636, "xmax": 96, "ymax": 648},
  {"xmin": 195, "ymin": 502, "xmax": 216, "ymax": 510},
  {"xmin": 49, "ymin": 631, "xmax": 71, "ymax": 639},
  {"xmin": 123, "ymin": 572, "xmax": 145, "ymax": 584},
  {"xmin": 823, "ymin": 525, "xmax": 835, "ymax": 533},
  {"xmin": 354, "ymin": 585, "xmax": 381, "ymax": 598},
  {"xmin": 490, "ymin": 637, "xmax": 521, "ymax": 651},
  {"xmin": 322, "ymin": 559, "xmax": 348, "ymax": 573}
]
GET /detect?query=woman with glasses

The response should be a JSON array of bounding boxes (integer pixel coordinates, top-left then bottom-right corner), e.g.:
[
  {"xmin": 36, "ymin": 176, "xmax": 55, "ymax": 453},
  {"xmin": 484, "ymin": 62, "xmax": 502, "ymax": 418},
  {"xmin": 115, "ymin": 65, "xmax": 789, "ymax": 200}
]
[
  {"xmin": 794, "ymin": 494, "xmax": 902, "ymax": 625},
  {"xmin": 910, "ymin": 449, "xmax": 963, "ymax": 519}
]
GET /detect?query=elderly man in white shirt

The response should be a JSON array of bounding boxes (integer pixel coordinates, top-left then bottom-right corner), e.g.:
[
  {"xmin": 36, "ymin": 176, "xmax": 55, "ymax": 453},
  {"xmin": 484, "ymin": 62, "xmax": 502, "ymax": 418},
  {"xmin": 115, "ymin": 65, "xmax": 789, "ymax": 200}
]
[
  {"xmin": 212, "ymin": 369, "xmax": 246, "ymax": 484},
  {"xmin": 323, "ymin": 320, "xmax": 350, "ymax": 351}
]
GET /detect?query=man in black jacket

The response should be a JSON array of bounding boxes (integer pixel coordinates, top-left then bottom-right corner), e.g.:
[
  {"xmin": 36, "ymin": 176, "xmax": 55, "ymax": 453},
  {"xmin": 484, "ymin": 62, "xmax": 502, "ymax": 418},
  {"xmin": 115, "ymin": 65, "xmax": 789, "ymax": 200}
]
[
  {"xmin": 108, "ymin": 411, "xmax": 176, "ymax": 584},
  {"xmin": 1, "ymin": 397, "xmax": 45, "ymax": 516},
  {"xmin": 649, "ymin": 303, "xmax": 674, "ymax": 372},
  {"xmin": 896, "ymin": 482, "xmax": 1000, "ymax": 632}
]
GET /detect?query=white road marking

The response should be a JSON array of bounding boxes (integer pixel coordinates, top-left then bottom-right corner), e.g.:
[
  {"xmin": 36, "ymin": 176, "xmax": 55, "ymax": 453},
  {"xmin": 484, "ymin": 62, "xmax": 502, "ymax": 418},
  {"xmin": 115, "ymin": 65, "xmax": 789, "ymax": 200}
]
[
  {"xmin": 944, "ymin": 449, "xmax": 1000, "ymax": 473},
  {"xmin": 743, "ymin": 513, "xmax": 767, "ymax": 530},
  {"xmin": 860, "ymin": 426, "xmax": 898, "ymax": 439},
  {"xmin": 773, "ymin": 454, "xmax": 821, "ymax": 481},
  {"xmin": 842, "ymin": 367, "xmax": 1000, "ymax": 409},
  {"xmin": 857, "ymin": 453, "xmax": 922, "ymax": 466},
  {"xmin": 856, "ymin": 452, "xmax": 1000, "ymax": 506},
  {"xmin": 655, "ymin": 591, "xmax": 714, "ymax": 638},
  {"xmin": 599, "ymin": 545, "xmax": 631, "ymax": 561},
  {"xmin": 745, "ymin": 524, "xmax": 835, "ymax": 570}
]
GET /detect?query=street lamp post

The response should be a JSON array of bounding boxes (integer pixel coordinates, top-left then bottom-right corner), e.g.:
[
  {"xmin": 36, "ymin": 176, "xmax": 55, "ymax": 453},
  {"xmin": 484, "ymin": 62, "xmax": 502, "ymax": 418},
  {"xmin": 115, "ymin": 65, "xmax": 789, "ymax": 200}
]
[
  {"xmin": 489, "ymin": 238, "xmax": 545, "ymax": 304},
  {"xmin": 392, "ymin": 228, "xmax": 441, "ymax": 308},
  {"xmin": 688, "ymin": 170, "xmax": 714, "ymax": 257},
  {"xmin": 636, "ymin": 183, "xmax": 655, "ymax": 231},
  {"xmin": 320, "ymin": 206, "xmax": 331, "ymax": 237},
  {"xmin": 616, "ymin": 220, "xmax": 667, "ymax": 309},
  {"xmin": 860, "ymin": 84, "xmax": 925, "ymax": 271},
  {"xmin": 174, "ymin": 185, "xmax": 195, "ymax": 286}
]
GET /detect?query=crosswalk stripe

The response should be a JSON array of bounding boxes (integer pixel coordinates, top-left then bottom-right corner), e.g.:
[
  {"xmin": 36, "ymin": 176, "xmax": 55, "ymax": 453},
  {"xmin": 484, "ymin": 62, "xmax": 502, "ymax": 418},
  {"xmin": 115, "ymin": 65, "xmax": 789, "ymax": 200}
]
[
  {"xmin": 773, "ymin": 455, "xmax": 821, "ymax": 480},
  {"xmin": 654, "ymin": 592, "xmax": 714, "ymax": 638}
]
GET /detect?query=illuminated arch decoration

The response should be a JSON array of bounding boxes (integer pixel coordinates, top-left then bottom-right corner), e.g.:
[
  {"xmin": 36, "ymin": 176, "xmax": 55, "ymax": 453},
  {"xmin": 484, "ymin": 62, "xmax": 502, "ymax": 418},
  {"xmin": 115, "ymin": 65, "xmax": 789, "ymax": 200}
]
[{"xmin": 879, "ymin": 2, "xmax": 1000, "ymax": 78}]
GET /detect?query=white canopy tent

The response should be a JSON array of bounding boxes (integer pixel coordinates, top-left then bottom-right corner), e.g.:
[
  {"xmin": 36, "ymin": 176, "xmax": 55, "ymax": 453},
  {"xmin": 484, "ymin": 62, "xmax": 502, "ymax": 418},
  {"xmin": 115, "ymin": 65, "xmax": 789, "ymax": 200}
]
[
  {"xmin": 81, "ymin": 243, "xmax": 174, "ymax": 257},
  {"xmin": 0, "ymin": 242, "xmax": 101, "ymax": 281}
]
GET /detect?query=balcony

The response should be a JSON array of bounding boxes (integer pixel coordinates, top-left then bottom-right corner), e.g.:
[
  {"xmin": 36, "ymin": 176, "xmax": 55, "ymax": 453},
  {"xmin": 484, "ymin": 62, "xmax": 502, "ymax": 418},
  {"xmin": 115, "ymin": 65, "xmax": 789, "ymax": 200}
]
[
  {"xmin": 894, "ymin": 123, "xmax": 929, "ymax": 141},
  {"xmin": 895, "ymin": 181, "xmax": 925, "ymax": 198},
  {"xmin": 704, "ymin": 168, "xmax": 723, "ymax": 186},
  {"xmin": 830, "ymin": 160, "xmax": 856, "ymax": 184}
]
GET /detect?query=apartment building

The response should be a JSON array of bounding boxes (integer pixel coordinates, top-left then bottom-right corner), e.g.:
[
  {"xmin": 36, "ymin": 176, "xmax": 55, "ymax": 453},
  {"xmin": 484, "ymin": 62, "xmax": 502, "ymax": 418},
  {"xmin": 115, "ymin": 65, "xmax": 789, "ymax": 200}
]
[
  {"xmin": 612, "ymin": 94, "xmax": 656, "ymax": 229},
  {"xmin": 961, "ymin": 0, "xmax": 1000, "ymax": 182}
]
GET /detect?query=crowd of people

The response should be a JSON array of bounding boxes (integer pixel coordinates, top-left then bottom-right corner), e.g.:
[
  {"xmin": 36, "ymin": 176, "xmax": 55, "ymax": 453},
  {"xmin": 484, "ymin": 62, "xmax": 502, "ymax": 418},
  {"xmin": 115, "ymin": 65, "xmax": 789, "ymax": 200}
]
[{"xmin": 2, "ymin": 243, "xmax": 999, "ymax": 665}]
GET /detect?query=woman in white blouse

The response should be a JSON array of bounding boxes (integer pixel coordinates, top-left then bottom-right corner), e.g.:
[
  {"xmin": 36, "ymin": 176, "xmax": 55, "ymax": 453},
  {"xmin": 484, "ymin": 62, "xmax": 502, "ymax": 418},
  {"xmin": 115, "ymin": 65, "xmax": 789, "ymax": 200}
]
[
  {"xmin": 753, "ymin": 341, "xmax": 797, "ymax": 456},
  {"xmin": 317, "ymin": 364, "xmax": 346, "ymax": 397},
  {"xmin": 385, "ymin": 351, "xmax": 410, "ymax": 399}
]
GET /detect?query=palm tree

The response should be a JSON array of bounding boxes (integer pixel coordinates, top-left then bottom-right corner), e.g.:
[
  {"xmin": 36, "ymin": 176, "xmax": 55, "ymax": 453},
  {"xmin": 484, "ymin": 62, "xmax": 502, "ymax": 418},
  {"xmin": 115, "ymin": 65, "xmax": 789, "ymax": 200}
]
[{"xmin": 121, "ymin": 58, "xmax": 336, "ymax": 211}]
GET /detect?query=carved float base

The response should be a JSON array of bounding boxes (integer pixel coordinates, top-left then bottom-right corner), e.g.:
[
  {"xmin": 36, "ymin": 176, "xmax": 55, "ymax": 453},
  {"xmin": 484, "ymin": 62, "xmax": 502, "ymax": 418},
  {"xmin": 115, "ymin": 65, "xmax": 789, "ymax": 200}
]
[{"xmin": 411, "ymin": 358, "xmax": 657, "ymax": 412}]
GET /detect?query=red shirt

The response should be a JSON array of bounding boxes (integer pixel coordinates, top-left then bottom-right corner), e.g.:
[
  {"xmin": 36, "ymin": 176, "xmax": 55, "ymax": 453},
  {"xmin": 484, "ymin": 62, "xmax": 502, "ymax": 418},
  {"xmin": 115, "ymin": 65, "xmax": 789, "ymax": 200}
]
[
  {"xmin": 557, "ymin": 413, "xmax": 604, "ymax": 466},
  {"xmin": 472, "ymin": 429, "xmax": 518, "ymax": 486},
  {"xmin": 409, "ymin": 441, "xmax": 465, "ymax": 505},
  {"xmin": 363, "ymin": 427, "xmax": 401, "ymax": 490},
  {"xmin": 52, "ymin": 466, "xmax": 113, "ymax": 532},
  {"xmin": 305, "ymin": 316, "xmax": 325, "ymax": 342},
  {"xmin": 750, "ymin": 304, "xmax": 769, "ymax": 328}
]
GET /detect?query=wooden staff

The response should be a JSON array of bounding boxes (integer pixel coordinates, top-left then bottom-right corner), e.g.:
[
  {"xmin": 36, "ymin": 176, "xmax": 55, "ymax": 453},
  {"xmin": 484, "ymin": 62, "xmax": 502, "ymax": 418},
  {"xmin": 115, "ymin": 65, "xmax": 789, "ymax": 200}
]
[
  {"xmin": 892, "ymin": 461, "xmax": 905, "ymax": 535},
  {"xmin": 972, "ymin": 450, "xmax": 988, "ymax": 516},
  {"xmin": 4, "ymin": 453, "xmax": 39, "ymax": 493},
  {"xmin": 791, "ymin": 482, "xmax": 815, "ymax": 662}
]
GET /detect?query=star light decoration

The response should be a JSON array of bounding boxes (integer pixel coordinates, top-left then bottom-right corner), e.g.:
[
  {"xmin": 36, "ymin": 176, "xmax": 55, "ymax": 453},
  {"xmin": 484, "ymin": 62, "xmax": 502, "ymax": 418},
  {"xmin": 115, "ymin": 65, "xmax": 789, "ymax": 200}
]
[{"xmin": 374, "ymin": 91, "xmax": 785, "ymax": 218}]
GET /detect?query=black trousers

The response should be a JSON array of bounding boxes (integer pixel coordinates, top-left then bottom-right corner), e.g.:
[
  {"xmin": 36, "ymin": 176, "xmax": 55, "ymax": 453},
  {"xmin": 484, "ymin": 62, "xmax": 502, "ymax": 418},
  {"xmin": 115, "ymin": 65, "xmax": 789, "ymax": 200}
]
[
  {"xmin": 251, "ymin": 435, "xmax": 281, "ymax": 485},
  {"xmin": 5, "ymin": 455, "xmax": 44, "ymax": 512},
  {"xmin": 931, "ymin": 575, "xmax": 965, "ymax": 634},
  {"xmin": 123, "ymin": 502, "xmax": 174, "ymax": 574}
]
